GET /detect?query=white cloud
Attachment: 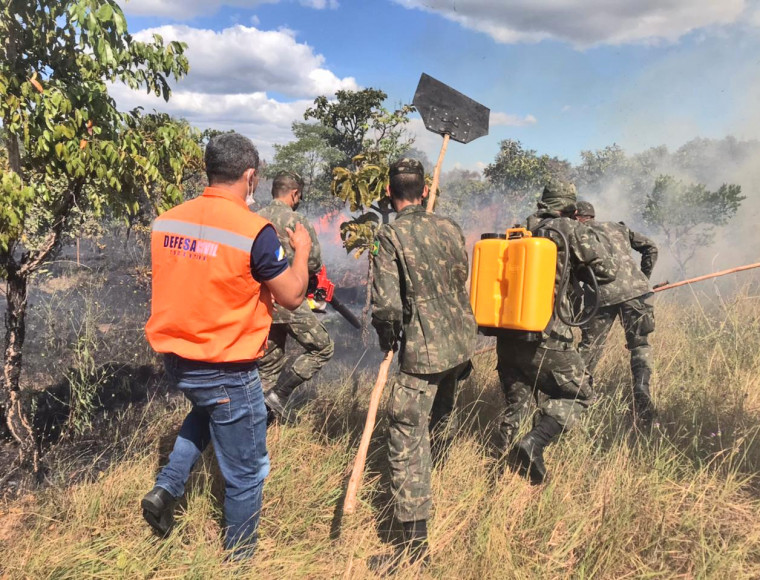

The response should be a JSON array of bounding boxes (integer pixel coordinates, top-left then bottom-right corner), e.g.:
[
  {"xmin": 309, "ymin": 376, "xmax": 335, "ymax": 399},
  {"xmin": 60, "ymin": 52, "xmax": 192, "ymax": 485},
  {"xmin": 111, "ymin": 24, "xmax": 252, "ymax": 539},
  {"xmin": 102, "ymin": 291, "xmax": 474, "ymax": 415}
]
[
  {"xmin": 134, "ymin": 25, "xmax": 356, "ymax": 99},
  {"xmin": 112, "ymin": 24, "xmax": 355, "ymax": 159},
  {"xmin": 120, "ymin": 0, "xmax": 336, "ymax": 18},
  {"xmin": 392, "ymin": 0, "xmax": 746, "ymax": 47},
  {"xmin": 491, "ymin": 112, "xmax": 537, "ymax": 127},
  {"xmin": 112, "ymin": 83, "xmax": 313, "ymax": 157}
]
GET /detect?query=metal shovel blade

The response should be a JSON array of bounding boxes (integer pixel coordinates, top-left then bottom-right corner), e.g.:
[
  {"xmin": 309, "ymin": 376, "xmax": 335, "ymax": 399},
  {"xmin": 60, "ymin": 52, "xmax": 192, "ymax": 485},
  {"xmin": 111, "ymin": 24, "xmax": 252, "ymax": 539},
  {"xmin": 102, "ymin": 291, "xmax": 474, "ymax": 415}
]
[{"xmin": 412, "ymin": 73, "xmax": 490, "ymax": 144}]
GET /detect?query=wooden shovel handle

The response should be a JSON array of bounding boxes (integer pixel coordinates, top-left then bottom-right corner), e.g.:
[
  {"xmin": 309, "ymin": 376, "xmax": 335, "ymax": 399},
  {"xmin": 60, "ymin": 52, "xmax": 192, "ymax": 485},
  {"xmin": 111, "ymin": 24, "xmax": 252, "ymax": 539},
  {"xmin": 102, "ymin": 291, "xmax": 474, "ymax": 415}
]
[
  {"xmin": 343, "ymin": 350, "xmax": 394, "ymax": 515},
  {"xmin": 427, "ymin": 133, "xmax": 450, "ymax": 214}
]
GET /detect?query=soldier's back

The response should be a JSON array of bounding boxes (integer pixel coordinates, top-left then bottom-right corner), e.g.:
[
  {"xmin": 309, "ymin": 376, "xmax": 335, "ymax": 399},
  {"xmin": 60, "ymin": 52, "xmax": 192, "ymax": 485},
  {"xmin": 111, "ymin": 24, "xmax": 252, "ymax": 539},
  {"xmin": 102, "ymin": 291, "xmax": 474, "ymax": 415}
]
[
  {"xmin": 587, "ymin": 220, "xmax": 651, "ymax": 306},
  {"xmin": 381, "ymin": 206, "xmax": 476, "ymax": 373}
]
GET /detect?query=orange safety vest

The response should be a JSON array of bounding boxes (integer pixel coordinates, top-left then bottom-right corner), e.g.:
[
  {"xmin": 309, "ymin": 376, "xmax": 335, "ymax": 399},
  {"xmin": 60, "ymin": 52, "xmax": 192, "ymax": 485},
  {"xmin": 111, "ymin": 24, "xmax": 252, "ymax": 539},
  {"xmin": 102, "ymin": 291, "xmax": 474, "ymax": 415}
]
[{"xmin": 145, "ymin": 187, "xmax": 274, "ymax": 363}]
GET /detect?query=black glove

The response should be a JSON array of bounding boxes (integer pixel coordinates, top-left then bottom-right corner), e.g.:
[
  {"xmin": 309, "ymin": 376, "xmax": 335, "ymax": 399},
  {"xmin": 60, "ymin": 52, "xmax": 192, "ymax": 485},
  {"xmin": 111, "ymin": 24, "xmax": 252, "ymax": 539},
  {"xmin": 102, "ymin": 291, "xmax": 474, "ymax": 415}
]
[
  {"xmin": 457, "ymin": 360, "xmax": 474, "ymax": 381},
  {"xmin": 641, "ymin": 258, "xmax": 654, "ymax": 279},
  {"xmin": 374, "ymin": 320, "xmax": 401, "ymax": 352}
]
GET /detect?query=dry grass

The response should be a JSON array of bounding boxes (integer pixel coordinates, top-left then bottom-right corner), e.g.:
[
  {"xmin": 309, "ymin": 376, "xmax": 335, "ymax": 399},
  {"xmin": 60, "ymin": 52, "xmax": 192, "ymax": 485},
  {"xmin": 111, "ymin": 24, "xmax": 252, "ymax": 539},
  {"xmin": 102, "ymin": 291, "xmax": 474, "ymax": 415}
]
[{"xmin": 2, "ymin": 285, "xmax": 760, "ymax": 578}]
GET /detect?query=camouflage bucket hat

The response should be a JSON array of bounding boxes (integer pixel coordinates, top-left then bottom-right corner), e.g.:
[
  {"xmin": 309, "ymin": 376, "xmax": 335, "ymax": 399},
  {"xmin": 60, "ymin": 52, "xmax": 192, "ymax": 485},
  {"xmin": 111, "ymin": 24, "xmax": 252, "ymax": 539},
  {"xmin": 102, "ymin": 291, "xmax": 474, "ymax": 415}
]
[
  {"xmin": 390, "ymin": 157, "xmax": 424, "ymax": 177},
  {"xmin": 575, "ymin": 200, "xmax": 595, "ymax": 217},
  {"xmin": 540, "ymin": 179, "xmax": 577, "ymax": 213}
]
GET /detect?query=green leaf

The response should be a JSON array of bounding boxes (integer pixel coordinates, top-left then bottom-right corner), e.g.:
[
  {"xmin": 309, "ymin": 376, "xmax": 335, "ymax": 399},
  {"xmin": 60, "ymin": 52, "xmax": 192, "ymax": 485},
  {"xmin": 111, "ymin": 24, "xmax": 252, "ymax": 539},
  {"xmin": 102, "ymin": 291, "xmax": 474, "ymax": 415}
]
[{"xmin": 97, "ymin": 3, "xmax": 114, "ymax": 22}]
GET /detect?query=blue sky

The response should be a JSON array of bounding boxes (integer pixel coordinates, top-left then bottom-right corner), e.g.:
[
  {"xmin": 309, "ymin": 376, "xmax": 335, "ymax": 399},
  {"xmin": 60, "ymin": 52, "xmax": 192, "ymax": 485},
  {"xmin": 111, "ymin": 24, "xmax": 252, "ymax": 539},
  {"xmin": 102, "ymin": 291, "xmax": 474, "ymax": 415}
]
[{"xmin": 114, "ymin": 0, "xmax": 760, "ymax": 170}]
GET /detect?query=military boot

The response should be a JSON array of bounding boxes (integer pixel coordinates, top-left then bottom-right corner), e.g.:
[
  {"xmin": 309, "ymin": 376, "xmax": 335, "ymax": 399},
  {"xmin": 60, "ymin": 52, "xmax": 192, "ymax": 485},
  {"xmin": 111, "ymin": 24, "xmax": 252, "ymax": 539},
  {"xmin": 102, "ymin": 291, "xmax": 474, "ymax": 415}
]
[
  {"xmin": 513, "ymin": 415, "xmax": 563, "ymax": 485},
  {"xmin": 264, "ymin": 368, "xmax": 304, "ymax": 423},
  {"xmin": 632, "ymin": 368, "xmax": 655, "ymax": 429},
  {"xmin": 369, "ymin": 520, "xmax": 430, "ymax": 575},
  {"xmin": 141, "ymin": 486, "xmax": 177, "ymax": 537}
]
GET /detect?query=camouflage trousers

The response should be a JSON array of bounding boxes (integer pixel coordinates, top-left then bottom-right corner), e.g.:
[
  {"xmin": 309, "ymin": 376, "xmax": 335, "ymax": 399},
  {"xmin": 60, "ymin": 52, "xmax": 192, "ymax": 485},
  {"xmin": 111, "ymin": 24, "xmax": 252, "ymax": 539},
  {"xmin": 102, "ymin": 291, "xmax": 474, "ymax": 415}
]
[
  {"xmin": 495, "ymin": 338, "xmax": 594, "ymax": 451},
  {"xmin": 387, "ymin": 361, "xmax": 470, "ymax": 523},
  {"xmin": 258, "ymin": 302, "xmax": 334, "ymax": 389},
  {"xmin": 579, "ymin": 293, "xmax": 655, "ymax": 412}
]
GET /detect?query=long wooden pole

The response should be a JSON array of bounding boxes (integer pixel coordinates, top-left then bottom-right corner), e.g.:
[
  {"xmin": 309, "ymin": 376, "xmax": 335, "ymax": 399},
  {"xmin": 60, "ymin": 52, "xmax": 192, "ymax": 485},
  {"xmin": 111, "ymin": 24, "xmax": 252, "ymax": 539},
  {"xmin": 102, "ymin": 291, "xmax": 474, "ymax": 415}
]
[
  {"xmin": 653, "ymin": 262, "xmax": 760, "ymax": 293},
  {"xmin": 426, "ymin": 133, "xmax": 450, "ymax": 213},
  {"xmin": 343, "ymin": 350, "xmax": 394, "ymax": 515}
]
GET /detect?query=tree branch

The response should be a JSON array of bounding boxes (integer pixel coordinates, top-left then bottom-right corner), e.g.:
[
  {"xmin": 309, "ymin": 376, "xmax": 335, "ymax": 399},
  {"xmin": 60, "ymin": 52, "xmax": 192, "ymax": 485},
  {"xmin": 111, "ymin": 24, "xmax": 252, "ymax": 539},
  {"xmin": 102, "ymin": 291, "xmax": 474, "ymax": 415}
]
[
  {"xmin": 4, "ymin": 19, "xmax": 23, "ymax": 177},
  {"xmin": 19, "ymin": 179, "xmax": 83, "ymax": 276}
]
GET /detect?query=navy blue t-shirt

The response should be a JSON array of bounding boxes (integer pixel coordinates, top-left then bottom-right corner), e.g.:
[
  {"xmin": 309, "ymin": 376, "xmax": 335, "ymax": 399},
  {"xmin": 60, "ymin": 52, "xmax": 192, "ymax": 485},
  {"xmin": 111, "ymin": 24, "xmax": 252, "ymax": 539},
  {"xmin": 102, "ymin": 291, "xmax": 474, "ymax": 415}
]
[{"xmin": 250, "ymin": 224, "xmax": 289, "ymax": 282}]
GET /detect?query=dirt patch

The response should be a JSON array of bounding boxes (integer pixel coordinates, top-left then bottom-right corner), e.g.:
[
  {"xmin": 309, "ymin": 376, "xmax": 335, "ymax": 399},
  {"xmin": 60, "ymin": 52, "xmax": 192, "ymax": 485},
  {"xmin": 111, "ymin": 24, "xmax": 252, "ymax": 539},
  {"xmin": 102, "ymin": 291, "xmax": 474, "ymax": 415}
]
[{"xmin": 0, "ymin": 494, "xmax": 35, "ymax": 543}]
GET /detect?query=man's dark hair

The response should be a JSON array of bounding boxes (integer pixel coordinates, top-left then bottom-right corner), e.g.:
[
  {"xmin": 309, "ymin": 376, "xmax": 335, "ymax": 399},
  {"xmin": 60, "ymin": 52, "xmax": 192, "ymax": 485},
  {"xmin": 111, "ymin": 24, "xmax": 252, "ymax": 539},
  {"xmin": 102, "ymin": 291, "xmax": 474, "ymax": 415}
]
[
  {"xmin": 388, "ymin": 158, "xmax": 425, "ymax": 202},
  {"xmin": 205, "ymin": 132, "xmax": 260, "ymax": 185},
  {"xmin": 272, "ymin": 171, "xmax": 304, "ymax": 198},
  {"xmin": 389, "ymin": 173, "xmax": 425, "ymax": 202}
]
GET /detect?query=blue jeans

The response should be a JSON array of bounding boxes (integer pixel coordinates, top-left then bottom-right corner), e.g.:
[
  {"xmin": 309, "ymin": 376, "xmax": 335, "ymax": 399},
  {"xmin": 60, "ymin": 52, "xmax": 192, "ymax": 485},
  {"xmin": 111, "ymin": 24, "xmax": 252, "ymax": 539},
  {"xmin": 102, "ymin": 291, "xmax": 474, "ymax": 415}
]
[{"xmin": 155, "ymin": 356, "xmax": 270, "ymax": 558}]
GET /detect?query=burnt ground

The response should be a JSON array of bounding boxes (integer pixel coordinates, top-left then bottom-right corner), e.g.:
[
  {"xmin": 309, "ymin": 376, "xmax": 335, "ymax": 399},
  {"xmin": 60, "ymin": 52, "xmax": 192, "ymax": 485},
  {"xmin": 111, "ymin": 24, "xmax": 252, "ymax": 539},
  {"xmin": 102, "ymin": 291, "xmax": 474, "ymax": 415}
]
[{"xmin": 0, "ymin": 227, "xmax": 374, "ymax": 497}]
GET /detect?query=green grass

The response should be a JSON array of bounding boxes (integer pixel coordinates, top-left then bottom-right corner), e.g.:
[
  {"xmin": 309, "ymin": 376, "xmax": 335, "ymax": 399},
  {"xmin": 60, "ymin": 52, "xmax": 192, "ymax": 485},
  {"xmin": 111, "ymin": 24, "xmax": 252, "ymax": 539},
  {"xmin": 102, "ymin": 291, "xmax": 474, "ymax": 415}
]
[{"xmin": 2, "ymin": 286, "xmax": 760, "ymax": 578}]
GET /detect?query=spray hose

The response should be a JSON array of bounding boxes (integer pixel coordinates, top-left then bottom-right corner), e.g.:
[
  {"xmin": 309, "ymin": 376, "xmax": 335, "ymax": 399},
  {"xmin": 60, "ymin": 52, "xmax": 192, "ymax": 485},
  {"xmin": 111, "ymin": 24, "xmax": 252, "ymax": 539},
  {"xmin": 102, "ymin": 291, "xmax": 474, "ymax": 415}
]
[{"xmin": 538, "ymin": 226, "xmax": 600, "ymax": 328}]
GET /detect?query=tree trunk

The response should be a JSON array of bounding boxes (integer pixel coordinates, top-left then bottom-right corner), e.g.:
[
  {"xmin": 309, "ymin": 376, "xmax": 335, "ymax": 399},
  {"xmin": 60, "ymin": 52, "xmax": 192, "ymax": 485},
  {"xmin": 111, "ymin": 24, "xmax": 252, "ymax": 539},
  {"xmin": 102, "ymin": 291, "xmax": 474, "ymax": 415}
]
[
  {"xmin": 2, "ymin": 267, "xmax": 39, "ymax": 473},
  {"xmin": 6, "ymin": 134, "xmax": 23, "ymax": 177},
  {"xmin": 0, "ymin": 182, "xmax": 80, "ymax": 475}
]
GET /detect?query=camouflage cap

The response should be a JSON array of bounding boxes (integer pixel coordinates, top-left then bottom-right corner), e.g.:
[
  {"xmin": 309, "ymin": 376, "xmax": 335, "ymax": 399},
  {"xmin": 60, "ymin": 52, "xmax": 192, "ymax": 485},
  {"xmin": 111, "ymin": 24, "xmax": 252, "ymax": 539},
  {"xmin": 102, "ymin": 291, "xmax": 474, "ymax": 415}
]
[
  {"xmin": 575, "ymin": 200, "xmax": 595, "ymax": 217},
  {"xmin": 539, "ymin": 179, "xmax": 577, "ymax": 213},
  {"xmin": 389, "ymin": 157, "xmax": 424, "ymax": 177}
]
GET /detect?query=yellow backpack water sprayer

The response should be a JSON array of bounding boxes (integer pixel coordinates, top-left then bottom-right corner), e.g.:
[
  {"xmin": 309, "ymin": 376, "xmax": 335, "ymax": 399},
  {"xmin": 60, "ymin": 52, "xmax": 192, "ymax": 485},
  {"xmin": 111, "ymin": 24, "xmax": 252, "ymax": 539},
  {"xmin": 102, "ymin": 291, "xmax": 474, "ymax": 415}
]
[
  {"xmin": 470, "ymin": 225, "xmax": 602, "ymax": 336},
  {"xmin": 470, "ymin": 227, "xmax": 557, "ymax": 333}
]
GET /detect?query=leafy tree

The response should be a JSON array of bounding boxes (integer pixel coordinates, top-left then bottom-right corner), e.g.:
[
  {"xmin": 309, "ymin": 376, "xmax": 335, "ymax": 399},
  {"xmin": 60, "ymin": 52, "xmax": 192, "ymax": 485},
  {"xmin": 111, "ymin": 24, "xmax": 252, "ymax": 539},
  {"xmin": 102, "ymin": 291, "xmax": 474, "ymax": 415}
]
[
  {"xmin": 643, "ymin": 175, "xmax": 744, "ymax": 273},
  {"xmin": 304, "ymin": 88, "xmax": 415, "ymax": 166},
  {"xmin": 264, "ymin": 122, "xmax": 343, "ymax": 210},
  {"xmin": 305, "ymin": 89, "xmax": 385, "ymax": 162},
  {"xmin": 302, "ymin": 89, "xmax": 416, "ymax": 254},
  {"xmin": 575, "ymin": 144, "xmax": 628, "ymax": 189},
  {"xmin": 484, "ymin": 139, "xmax": 573, "ymax": 218},
  {"xmin": 0, "ymin": 0, "xmax": 202, "ymax": 470}
]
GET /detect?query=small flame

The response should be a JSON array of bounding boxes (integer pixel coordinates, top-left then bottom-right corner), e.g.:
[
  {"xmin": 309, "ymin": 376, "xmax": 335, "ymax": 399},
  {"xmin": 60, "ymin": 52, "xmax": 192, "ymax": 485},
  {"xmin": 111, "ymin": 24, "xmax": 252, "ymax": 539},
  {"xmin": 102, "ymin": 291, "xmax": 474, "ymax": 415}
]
[{"xmin": 313, "ymin": 210, "xmax": 347, "ymax": 246}]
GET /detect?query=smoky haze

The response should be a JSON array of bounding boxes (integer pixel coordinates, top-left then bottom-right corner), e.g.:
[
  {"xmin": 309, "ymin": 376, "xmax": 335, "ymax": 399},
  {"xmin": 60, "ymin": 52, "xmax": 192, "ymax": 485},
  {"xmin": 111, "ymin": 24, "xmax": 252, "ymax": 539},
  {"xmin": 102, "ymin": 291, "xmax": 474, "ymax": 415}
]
[
  {"xmin": 432, "ymin": 137, "xmax": 760, "ymax": 284},
  {"xmin": 572, "ymin": 137, "xmax": 760, "ymax": 280},
  {"xmin": 256, "ymin": 135, "xmax": 760, "ymax": 301}
]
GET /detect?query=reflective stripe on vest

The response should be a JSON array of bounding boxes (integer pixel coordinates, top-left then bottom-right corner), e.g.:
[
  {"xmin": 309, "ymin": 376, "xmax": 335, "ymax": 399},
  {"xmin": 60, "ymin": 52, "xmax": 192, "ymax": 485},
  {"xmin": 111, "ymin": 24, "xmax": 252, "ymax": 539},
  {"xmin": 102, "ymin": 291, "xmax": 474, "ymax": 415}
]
[
  {"xmin": 145, "ymin": 189, "xmax": 274, "ymax": 363},
  {"xmin": 152, "ymin": 219, "xmax": 255, "ymax": 254}
]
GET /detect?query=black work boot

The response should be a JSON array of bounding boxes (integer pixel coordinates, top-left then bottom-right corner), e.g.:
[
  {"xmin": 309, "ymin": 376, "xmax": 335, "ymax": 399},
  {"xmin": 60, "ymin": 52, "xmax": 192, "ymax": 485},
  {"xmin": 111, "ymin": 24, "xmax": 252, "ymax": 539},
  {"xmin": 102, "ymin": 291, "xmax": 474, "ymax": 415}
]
[
  {"xmin": 273, "ymin": 367, "xmax": 305, "ymax": 399},
  {"xmin": 265, "ymin": 369, "xmax": 304, "ymax": 423},
  {"xmin": 141, "ymin": 486, "xmax": 177, "ymax": 537},
  {"xmin": 632, "ymin": 368, "xmax": 656, "ymax": 430},
  {"xmin": 513, "ymin": 415, "xmax": 563, "ymax": 485},
  {"xmin": 404, "ymin": 520, "xmax": 430, "ymax": 567},
  {"xmin": 370, "ymin": 520, "xmax": 430, "ymax": 575},
  {"xmin": 264, "ymin": 388, "xmax": 289, "ymax": 424}
]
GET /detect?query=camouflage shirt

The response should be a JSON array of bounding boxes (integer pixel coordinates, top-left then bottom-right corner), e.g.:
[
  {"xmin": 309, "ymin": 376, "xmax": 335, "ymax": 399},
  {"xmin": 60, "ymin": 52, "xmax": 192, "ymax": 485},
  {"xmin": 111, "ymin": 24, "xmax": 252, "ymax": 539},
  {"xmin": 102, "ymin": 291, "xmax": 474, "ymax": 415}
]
[
  {"xmin": 526, "ymin": 210, "xmax": 616, "ymax": 347},
  {"xmin": 583, "ymin": 220, "xmax": 658, "ymax": 307},
  {"xmin": 257, "ymin": 199, "xmax": 322, "ymax": 323},
  {"xmin": 371, "ymin": 204, "xmax": 477, "ymax": 374}
]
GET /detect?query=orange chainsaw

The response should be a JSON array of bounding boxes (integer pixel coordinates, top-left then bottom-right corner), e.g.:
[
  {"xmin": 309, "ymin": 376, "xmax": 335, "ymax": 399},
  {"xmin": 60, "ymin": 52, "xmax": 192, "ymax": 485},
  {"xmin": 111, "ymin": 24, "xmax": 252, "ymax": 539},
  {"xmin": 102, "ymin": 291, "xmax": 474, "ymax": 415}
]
[{"xmin": 307, "ymin": 266, "xmax": 361, "ymax": 329}]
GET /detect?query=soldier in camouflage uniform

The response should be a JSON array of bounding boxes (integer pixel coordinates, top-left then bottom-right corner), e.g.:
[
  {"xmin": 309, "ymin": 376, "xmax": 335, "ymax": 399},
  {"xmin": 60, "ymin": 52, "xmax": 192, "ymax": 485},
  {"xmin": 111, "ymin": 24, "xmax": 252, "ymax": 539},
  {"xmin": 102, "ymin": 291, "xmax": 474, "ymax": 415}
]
[
  {"xmin": 257, "ymin": 171, "xmax": 334, "ymax": 421},
  {"xmin": 370, "ymin": 158, "xmax": 477, "ymax": 569},
  {"xmin": 496, "ymin": 182, "xmax": 616, "ymax": 484},
  {"xmin": 575, "ymin": 201, "xmax": 658, "ymax": 426}
]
